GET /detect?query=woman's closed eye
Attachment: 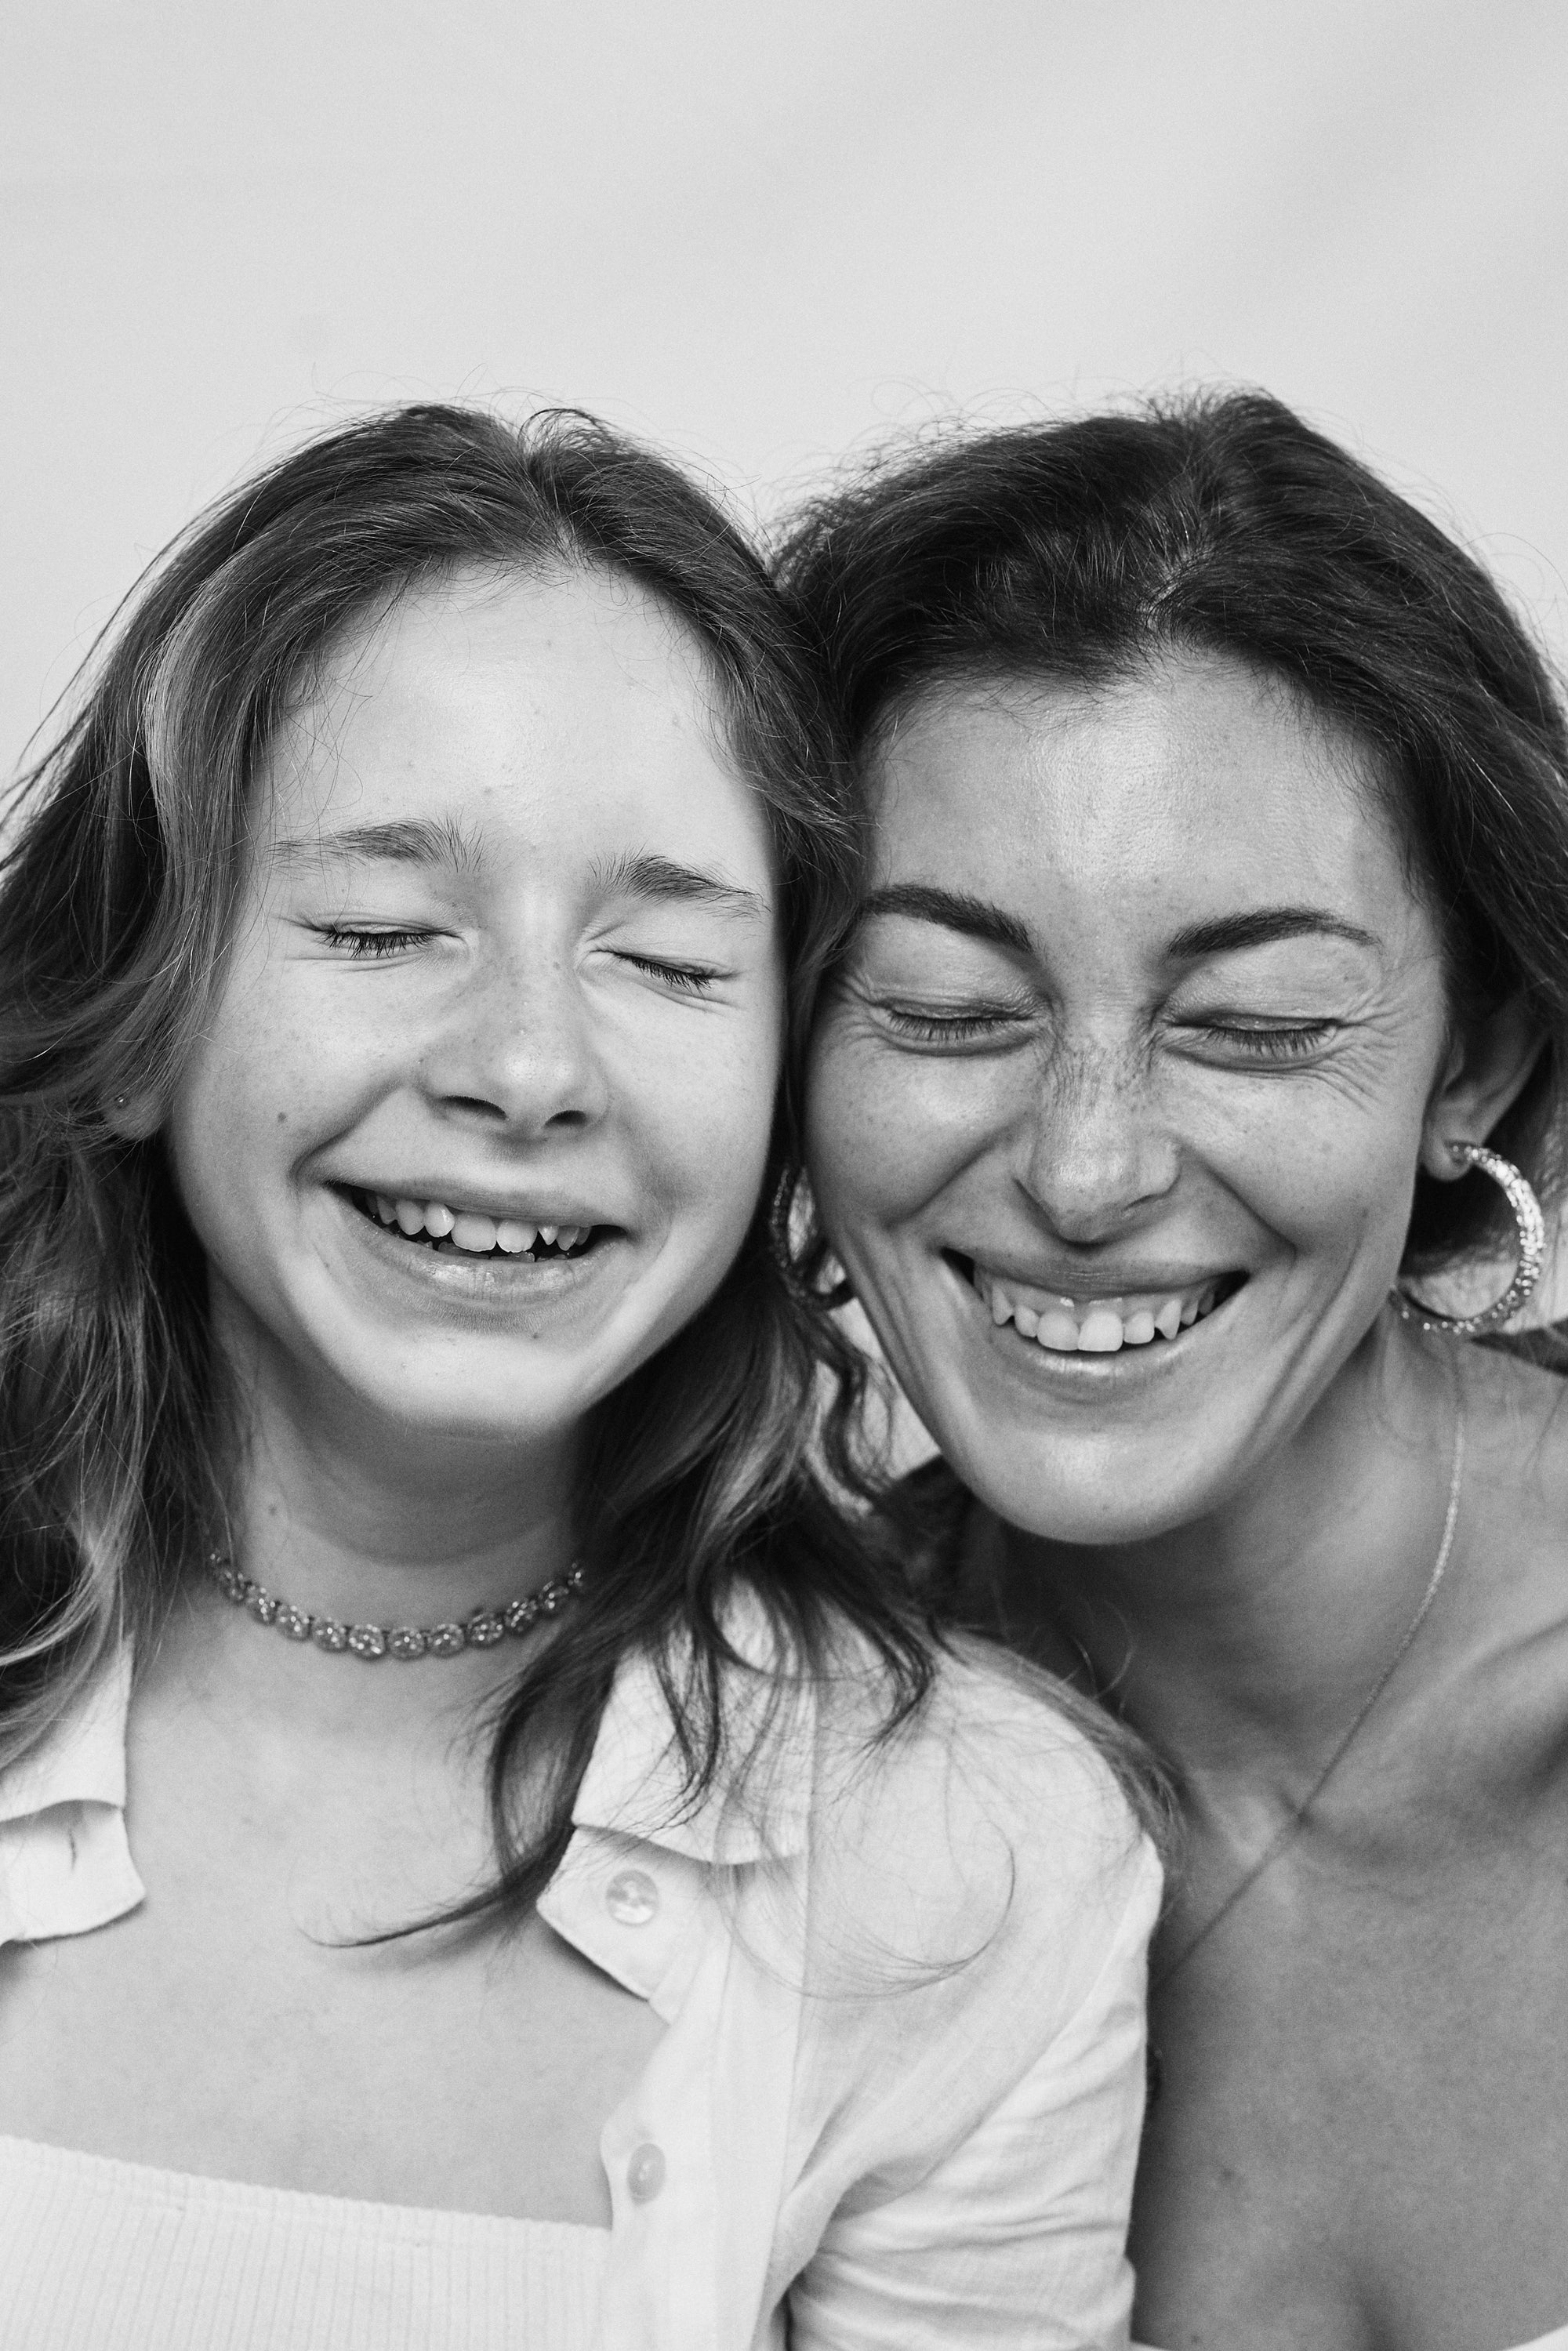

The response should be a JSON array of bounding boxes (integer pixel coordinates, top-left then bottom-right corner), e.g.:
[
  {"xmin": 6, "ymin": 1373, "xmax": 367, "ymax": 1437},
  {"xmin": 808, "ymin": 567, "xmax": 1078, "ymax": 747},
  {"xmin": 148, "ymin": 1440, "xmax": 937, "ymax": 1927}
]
[
  {"xmin": 1171, "ymin": 1014, "xmax": 1342, "ymax": 1065},
  {"xmin": 869, "ymin": 995, "xmax": 1040, "ymax": 1049}
]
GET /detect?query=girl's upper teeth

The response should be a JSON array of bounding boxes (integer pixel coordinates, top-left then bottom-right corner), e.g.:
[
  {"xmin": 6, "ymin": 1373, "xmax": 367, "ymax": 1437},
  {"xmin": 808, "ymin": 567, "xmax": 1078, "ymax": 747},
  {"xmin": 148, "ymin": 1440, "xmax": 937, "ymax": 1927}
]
[
  {"xmin": 368, "ymin": 1195, "xmax": 586, "ymax": 1257},
  {"xmin": 975, "ymin": 1269, "xmax": 1222, "ymax": 1352}
]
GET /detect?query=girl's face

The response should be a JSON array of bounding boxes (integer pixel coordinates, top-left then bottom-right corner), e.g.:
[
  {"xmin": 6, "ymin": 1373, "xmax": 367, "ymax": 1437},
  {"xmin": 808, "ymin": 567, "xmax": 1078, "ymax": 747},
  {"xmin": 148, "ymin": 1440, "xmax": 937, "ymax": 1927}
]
[
  {"xmin": 806, "ymin": 652, "xmax": 1460, "ymax": 1543},
  {"xmin": 168, "ymin": 566, "xmax": 784, "ymax": 1452}
]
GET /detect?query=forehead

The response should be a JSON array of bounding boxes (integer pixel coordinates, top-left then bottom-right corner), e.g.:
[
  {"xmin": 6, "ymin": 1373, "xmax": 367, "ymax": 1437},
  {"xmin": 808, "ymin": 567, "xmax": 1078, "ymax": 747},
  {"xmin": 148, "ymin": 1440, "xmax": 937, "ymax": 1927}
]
[
  {"xmin": 867, "ymin": 654, "xmax": 1409, "ymax": 923},
  {"xmin": 256, "ymin": 564, "xmax": 763, "ymax": 862}
]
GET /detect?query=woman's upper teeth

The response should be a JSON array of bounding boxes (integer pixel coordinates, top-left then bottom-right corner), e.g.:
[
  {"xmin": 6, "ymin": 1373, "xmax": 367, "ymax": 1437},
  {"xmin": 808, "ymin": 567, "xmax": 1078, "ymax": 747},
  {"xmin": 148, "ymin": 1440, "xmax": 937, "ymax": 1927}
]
[
  {"xmin": 973, "ymin": 1267, "xmax": 1222, "ymax": 1352},
  {"xmin": 370, "ymin": 1195, "xmax": 587, "ymax": 1257}
]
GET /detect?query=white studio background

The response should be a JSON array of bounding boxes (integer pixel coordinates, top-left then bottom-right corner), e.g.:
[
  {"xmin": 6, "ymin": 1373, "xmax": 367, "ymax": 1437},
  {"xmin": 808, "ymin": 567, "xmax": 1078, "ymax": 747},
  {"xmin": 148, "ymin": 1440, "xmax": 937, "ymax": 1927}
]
[
  {"xmin": 4, "ymin": 0, "xmax": 1567, "ymax": 1372},
  {"xmin": 5, "ymin": 0, "xmax": 1567, "ymax": 774}
]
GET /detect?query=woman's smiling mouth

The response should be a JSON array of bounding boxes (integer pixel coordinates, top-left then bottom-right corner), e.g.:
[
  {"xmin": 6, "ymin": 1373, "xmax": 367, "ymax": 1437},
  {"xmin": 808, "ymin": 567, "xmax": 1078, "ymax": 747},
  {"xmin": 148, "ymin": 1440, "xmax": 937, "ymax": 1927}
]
[{"xmin": 956, "ymin": 1254, "xmax": 1247, "ymax": 1356}]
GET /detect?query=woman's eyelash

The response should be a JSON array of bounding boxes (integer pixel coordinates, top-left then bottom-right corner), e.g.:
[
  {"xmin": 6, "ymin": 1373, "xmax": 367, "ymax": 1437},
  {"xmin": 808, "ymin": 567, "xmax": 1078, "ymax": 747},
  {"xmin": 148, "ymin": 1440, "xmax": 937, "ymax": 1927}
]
[
  {"xmin": 315, "ymin": 925, "xmax": 431, "ymax": 958},
  {"xmin": 877, "ymin": 1003, "xmax": 1030, "ymax": 1044},
  {"xmin": 1192, "ymin": 1020, "xmax": 1338, "ymax": 1059}
]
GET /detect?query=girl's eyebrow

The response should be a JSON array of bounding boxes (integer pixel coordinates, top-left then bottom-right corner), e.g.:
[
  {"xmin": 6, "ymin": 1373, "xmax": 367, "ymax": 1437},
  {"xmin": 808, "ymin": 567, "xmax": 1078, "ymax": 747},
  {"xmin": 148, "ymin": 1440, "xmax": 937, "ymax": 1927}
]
[
  {"xmin": 269, "ymin": 815, "xmax": 481, "ymax": 870},
  {"xmin": 590, "ymin": 850, "xmax": 768, "ymax": 920}
]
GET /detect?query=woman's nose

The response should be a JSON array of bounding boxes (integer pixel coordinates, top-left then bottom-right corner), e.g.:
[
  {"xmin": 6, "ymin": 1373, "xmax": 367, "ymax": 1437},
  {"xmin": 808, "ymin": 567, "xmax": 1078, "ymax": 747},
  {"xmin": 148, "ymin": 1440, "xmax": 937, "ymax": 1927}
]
[
  {"xmin": 420, "ymin": 949, "xmax": 610, "ymax": 1137},
  {"xmin": 1018, "ymin": 1044, "xmax": 1178, "ymax": 1241}
]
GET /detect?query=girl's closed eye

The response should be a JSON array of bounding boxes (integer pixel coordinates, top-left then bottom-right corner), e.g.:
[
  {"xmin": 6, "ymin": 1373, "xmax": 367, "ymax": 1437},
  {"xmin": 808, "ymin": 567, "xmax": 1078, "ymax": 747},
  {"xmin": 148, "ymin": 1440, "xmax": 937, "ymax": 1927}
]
[
  {"xmin": 311, "ymin": 923, "xmax": 439, "ymax": 959},
  {"xmin": 613, "ymin": 950, "xmax": 726, "ymax": 995}
]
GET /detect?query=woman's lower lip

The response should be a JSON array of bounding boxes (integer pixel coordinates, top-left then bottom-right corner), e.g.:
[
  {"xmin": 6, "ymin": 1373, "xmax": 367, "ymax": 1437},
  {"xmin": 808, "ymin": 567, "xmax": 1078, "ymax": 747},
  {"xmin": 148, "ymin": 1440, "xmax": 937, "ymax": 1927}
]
[{"xmin": 952, "ymin": 1258, "xmax": 1242, "ymax": 1378}]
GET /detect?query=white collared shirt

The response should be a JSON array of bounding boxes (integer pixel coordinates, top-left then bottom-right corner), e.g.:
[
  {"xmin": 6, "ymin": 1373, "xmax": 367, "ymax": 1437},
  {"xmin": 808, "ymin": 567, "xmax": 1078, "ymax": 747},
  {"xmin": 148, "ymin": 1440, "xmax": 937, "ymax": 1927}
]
[{"xmin": 0, "ymin": 1631, "xmax": 1160, "ymax": 2350}]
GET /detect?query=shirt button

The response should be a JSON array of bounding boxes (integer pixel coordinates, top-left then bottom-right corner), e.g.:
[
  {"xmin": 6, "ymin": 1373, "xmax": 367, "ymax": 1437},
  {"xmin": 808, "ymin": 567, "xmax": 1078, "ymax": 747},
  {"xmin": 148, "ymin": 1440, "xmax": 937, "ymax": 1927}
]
[
  {"xmin": 604, "ymin": 1868, "xmax": 659, "ymax": 1926},
  {"xmin": 627, "ymin": 2142, "xmax": 666, "ymax": 2204}
]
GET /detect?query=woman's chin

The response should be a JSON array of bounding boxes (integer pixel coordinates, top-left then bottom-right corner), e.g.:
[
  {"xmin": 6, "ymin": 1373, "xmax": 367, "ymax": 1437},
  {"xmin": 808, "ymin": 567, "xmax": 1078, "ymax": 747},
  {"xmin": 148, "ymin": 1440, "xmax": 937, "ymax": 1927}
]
[
  {"xmin": 943, "ymin": 1434, "xmax": 1227, "ymax": 1547},
  {"xmin": 915, "ymin": 1353, "xmax": 1269, "ymax": 1544}
]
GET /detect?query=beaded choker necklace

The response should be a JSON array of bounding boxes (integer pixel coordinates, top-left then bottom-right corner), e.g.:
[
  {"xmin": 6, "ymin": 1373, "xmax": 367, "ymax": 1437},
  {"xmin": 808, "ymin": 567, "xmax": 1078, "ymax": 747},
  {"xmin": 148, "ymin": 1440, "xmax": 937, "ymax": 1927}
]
[{"xmin": 207, "ymin": 1552, "xmax": 586, "ymax": 1661}]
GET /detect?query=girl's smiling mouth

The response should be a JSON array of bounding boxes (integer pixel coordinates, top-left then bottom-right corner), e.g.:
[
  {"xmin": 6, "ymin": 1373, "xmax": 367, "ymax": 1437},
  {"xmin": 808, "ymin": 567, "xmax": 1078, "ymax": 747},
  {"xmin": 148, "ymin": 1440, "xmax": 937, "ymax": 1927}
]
[
  {"xmin": 339, "ymin": 1185, "xmax": 620, "ymax": 1268},
  {"xmin": 950, "ymin": 1253, "xmax": 1248, "ymax": 1357}
]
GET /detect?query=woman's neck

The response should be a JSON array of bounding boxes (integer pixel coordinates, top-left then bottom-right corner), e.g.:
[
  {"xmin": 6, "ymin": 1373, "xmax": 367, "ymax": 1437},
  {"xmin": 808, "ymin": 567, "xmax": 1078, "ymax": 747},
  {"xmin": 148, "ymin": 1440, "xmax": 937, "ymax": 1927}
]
[{"xmin": 996, "ymin": 1324, "xmax": 1464, "ymax": 1790}]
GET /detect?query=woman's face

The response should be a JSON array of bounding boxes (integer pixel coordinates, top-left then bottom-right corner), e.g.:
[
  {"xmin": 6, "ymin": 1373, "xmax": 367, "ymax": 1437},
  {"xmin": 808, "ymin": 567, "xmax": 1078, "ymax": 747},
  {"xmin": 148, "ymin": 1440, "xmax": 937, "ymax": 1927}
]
[
  {"xmin": 168, "ymin": 565, "xmax": 784, "ymax": 1453},
  {"xmin": 806, "ymin": 652, "xmax": 1456, "ymax": 1542}
]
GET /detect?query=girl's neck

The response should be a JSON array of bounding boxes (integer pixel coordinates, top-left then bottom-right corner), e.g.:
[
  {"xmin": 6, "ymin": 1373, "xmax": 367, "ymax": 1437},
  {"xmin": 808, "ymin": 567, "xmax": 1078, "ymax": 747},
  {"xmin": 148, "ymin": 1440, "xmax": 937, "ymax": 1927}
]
[
  {"xmin": 996, "ymin": 1325, "xmax": 1464, "ymax": 1787},
  {"xmin": 166, "ymin": 1330, "xmax": 585, "ymax": 1750}
]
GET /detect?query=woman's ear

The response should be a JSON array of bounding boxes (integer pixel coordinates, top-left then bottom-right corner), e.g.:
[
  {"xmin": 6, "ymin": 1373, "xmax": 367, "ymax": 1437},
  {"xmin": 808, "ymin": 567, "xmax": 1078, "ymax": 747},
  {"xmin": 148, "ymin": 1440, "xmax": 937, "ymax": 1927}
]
[
  {"xmin": 1419, "ymin": 995, "xmax": 1544, "ymax": 1181},
  {"xmin": 102, "ymin": 1087, "xmax": 165, "ymax": 1141}
]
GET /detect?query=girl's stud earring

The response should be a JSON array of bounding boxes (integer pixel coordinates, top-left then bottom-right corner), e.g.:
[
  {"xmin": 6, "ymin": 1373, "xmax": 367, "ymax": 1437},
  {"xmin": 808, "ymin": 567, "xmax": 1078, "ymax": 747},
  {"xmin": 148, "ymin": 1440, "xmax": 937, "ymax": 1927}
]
[
  {"xmin": 1391, "ymin": 1141, "xmax": 1546, "ymax": 1337},
  {"xmin": 112, "ymin": 1094, "xmax": 129, "ymax": 1109}
]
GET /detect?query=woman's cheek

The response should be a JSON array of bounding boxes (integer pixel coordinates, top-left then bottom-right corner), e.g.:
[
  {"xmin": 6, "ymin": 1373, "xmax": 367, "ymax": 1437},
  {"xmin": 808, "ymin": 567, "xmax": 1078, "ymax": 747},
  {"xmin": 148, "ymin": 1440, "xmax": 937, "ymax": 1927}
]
[
  {"xmin": 810, "ymin": 1031, "xmax": 995, "ymax": 1226},
  {"xmin": 1201, "ymin": 1079, "xmax": 1421, "ymax": 1276}
]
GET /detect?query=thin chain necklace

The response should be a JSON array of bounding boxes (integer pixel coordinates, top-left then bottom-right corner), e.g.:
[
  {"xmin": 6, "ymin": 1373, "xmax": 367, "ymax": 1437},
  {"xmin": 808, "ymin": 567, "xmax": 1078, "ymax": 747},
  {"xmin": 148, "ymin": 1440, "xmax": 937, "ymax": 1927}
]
[
  {"xmin": 207, "ymin": 1551, "xmax": 586, "ymax": 1661},
  {"xmin": 1154, "ymin": 1402, "xmax": 1465, "ymax": 1990}
]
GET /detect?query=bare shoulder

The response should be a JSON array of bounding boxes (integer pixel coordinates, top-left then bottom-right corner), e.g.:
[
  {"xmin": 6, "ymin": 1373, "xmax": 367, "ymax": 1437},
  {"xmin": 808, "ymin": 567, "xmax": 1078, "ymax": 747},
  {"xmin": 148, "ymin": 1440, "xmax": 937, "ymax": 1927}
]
[
  {"xmin": 1443, "ymin": 1343, "xmax": 1568, "ymax": 1784},
  {"xmin": 1463, "ymin": 1341, "xmax": 1568, "ymax": 1571}
]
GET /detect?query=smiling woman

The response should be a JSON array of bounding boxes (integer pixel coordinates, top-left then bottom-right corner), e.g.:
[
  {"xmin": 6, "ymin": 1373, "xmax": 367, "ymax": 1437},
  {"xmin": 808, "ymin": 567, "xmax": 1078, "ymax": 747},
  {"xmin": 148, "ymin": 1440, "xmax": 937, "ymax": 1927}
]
[
  {"xmin": 782, "ymin": 394, "xmax": 1568, "ymax": 2351},
  {"xmin": 0, "ymin": 405, "xmax": 1162, "ymax": 2351}
]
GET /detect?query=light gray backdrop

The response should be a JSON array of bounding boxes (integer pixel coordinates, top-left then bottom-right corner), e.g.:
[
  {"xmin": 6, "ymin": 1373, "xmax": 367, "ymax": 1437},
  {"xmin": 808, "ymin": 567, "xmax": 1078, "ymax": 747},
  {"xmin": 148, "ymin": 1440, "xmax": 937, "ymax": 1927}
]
[{"xmin": 5, "ymin": 0, "xmax": 1566, "ymax": 778}]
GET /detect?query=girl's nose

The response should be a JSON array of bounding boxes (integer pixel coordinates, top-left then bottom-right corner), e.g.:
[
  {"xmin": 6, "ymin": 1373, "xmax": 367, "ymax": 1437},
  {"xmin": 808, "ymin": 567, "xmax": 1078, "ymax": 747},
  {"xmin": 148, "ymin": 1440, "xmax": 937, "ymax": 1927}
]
[
  {"xmin": 1018, "ymin": 1046, "xmax": 1179, "ymax": 1242},
  {"xmin": 419, "ymin": 949, "xmax": 611, "ymax": 1137}
]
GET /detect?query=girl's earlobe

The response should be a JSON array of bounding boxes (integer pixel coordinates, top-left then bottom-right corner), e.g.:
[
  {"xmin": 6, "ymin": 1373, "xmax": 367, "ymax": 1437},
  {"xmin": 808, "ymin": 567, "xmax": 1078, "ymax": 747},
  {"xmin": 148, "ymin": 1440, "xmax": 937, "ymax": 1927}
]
[{"xmin": 103, "ymin": 1088, "xmax": 164, "ymax": 1141}]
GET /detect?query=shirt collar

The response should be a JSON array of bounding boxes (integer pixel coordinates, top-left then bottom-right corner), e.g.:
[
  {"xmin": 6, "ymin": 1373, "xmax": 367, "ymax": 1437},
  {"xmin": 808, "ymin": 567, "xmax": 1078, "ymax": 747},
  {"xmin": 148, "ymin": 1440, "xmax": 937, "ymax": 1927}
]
[
  {"xmin": 572, "ymin": 1591, "xmax": 818, "ymax": 1866},
  {"xmin": 0, "ymin": 1645, "xmax": 133, "ymax": 1824},
  {"xmin": 0, "ymin": 1591, "xmax": 818, "ymax": 1950}
]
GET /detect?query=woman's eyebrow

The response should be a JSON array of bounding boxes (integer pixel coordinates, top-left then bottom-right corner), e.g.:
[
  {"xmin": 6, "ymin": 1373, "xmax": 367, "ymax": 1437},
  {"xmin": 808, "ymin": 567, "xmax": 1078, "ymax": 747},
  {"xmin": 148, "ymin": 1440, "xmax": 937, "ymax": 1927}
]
[
  {"xmin": 856, "ymin": 882, "xmax": 1033, "ymax": 955},
  {"xmin": 1166, "ymin": 907, "xmax": 1382, "ymax": 958},
  {"xmin": 591, "ymin": 850, "xmax": 768, "ymax": 919},
  {"xmin": 270, "ymin": 815, "xmax": 481, "ymax": 870}
]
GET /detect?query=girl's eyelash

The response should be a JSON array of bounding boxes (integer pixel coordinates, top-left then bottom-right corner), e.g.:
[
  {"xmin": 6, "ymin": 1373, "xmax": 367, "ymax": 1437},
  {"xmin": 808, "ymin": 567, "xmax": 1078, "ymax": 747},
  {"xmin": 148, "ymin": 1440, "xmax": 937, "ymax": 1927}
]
[
  {"xmin": 316, "ymin": 926, "xmax": 431, "ymax": 958},
  {"xmin": 620, "ymin": 953, "xmax": 722, "ymax": 993}
]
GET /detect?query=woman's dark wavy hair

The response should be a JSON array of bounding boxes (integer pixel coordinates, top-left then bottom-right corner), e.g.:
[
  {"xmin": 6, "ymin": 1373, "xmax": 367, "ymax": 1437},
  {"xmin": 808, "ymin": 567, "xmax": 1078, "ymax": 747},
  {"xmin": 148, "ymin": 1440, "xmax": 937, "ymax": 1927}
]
[
  {"xmin": 779, "ymin": 390, "xmax": 1568, "ymax": 1301},
  {"xmin": 0, "ymin": 401, "xmax": 938, "ymax": 1925}
]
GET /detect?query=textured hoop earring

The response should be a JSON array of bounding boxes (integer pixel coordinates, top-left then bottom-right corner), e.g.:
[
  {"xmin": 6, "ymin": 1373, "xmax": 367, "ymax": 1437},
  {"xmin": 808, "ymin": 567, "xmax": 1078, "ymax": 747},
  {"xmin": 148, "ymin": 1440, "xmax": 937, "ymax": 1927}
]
[
  {"xmin": 768, "ymin": 1170, "xmax": 855, "ymax": 1309},
  {"xmin": 1391, "ymin": 1141, "xmax": 1546, "ymax": 1337}
]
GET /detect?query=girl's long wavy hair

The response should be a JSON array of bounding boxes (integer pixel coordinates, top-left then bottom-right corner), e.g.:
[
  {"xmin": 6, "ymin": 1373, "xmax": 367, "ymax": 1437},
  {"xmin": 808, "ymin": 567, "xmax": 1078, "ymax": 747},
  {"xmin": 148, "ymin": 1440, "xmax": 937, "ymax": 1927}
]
[{"xmin": 0, "ymin": 401, "xmax": 938, "ymax": 1925}]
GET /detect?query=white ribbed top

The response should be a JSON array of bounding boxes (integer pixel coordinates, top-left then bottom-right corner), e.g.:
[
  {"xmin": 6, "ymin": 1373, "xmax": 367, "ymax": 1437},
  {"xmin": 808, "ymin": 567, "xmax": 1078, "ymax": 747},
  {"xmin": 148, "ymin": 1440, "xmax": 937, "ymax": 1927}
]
[
  {"xmin": 0, "ymin": 2135, "xmax": 609, "ymax": 2350},
  {"xmin": 1136, "ymin": 2335, "xmax": 1568, "ymax": 2351}
]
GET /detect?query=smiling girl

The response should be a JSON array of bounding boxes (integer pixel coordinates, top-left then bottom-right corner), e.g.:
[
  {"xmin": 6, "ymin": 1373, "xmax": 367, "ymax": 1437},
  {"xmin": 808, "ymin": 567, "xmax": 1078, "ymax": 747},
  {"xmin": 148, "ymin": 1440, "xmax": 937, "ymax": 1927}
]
[
  {"xmin": 0, "ymin": 405, "xmax": 1160, "ymax": 2350},
  {"xmin": 786, "ymin": 393, "xmax": 1568, "ymax": 2351}
]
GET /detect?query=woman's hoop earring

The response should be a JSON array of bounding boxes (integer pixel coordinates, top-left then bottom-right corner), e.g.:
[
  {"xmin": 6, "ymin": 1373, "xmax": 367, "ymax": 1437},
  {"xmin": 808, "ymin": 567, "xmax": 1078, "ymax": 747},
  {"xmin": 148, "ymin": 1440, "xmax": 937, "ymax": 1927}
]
[
  {"xmin": 768, "ymin": 1170, "xmax": 856, "ymax": 1310},
  {"xmin": 1391, "ymin": 1142, "xmax": 1547, "ymax": 1337}
]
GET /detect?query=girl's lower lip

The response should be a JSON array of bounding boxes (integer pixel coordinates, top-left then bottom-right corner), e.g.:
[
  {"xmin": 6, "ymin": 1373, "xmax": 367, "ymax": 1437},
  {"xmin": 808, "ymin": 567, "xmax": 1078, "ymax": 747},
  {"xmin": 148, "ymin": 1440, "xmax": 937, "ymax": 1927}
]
[{"xmin": 338, "ymin": 1192, "xmax": 621, "ymax": 1298}]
